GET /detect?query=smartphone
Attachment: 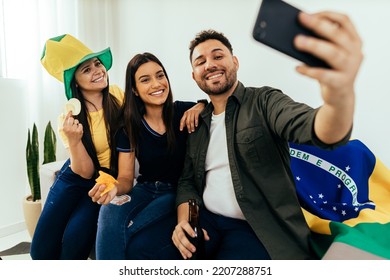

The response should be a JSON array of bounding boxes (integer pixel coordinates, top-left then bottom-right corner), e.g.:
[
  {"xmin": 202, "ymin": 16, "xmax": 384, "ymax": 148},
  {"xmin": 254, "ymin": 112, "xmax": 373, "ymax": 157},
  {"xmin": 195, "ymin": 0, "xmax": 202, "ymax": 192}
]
[{"xmin": 252, "ymin": 0, "xmax": 330, "ymax": 68}]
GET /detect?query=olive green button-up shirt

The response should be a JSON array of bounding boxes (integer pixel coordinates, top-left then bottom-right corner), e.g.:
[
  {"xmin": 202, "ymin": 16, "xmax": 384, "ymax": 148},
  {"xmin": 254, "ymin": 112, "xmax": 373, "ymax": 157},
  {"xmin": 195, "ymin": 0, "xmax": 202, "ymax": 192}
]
[{"xmin": 176, "ymin": 82, "xmax": 351, "ymax": 260}]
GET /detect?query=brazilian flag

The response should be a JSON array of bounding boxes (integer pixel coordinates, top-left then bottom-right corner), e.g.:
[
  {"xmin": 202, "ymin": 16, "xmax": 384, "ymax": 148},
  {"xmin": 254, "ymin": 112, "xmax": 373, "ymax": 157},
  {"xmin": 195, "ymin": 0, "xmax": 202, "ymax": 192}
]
[{"xmin": 289, "ymin": 139, "xmax": 390, "ymax": 259}]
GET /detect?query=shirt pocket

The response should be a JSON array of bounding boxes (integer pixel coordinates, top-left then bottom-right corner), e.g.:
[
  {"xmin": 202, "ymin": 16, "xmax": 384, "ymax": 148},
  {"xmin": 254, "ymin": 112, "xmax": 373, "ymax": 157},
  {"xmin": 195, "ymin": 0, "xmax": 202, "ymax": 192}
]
[{"xmin": 235, "ymin": 127, "xmax": 265, "ymax": 169}]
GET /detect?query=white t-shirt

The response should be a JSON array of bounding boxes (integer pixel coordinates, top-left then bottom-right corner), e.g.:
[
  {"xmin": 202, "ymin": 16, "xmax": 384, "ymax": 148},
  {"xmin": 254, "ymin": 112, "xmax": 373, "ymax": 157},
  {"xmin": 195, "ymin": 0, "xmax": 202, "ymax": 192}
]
[{"xmin": 203, "ymin": 111, "xmax": 245, "ymax": 220}]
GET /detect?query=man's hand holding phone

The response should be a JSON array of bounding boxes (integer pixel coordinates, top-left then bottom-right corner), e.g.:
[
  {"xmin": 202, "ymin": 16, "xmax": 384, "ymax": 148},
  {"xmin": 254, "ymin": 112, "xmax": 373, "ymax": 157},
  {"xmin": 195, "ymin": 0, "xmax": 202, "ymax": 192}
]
[
  {"xmin": 294, "ymin": 11, "xmax": 363, "ymax": 93},
  {"xmin": 252, "ymin": 1, "xmax": 363, "ymax": 144}
]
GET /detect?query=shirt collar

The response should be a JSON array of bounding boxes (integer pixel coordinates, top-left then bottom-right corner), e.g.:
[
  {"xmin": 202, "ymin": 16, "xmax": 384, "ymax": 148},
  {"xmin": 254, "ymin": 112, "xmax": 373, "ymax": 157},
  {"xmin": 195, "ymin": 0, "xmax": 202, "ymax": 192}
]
[{"xmin": 200, "ymin": 80, "xmax": 245, "ymax": 120}]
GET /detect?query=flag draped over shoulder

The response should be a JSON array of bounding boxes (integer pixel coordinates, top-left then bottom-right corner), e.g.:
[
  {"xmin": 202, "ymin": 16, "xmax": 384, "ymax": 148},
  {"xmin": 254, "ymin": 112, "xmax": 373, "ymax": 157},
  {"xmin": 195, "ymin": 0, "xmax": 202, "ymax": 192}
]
[{"xmin": 289, "ymin": 139, "xmax": 390, "ymax": 259}]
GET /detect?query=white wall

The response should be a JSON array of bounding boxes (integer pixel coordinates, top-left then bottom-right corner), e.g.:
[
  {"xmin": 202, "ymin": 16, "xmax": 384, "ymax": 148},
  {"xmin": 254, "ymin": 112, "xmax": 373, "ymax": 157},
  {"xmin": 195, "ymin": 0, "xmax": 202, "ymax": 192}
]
[
  {"xmin": 1, "ymin": 0, "xmax": 390, "ymax": 237},
  {"xmin": 0, "ymin": 78, "xmax": 29, "ymax": 236},
  {"xmin": 106, "ymin": 0, "xmax": 390, "ymax": 168}
]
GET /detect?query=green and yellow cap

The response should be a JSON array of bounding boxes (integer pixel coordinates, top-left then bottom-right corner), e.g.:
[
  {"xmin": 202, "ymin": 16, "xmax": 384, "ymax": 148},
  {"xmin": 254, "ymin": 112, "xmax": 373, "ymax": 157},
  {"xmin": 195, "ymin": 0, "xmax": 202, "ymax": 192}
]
[{"xmin": 40, "ymin": 34, "xmax": 112, "ymax": 100}]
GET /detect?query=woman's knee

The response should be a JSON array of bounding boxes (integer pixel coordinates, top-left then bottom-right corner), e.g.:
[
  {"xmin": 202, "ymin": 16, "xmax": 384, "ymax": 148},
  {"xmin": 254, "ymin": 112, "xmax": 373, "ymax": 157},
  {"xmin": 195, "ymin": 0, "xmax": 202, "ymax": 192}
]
[
  {"xmin": 126, "ymin": 215, "xmax": 179, "ymax": 259},
  {"xmin": 97, "ymin": 203, "xmax": 122, "ymax": 228}
]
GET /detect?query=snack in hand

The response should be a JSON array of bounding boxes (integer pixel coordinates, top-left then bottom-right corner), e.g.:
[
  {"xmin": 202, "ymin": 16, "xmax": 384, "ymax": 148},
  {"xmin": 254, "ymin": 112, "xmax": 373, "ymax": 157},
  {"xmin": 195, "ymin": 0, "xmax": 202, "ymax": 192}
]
[
  {"xmin": 64, "ymin": 98, "xmax": 81, "ymax": 116},
  {"xmin": 95, "ymin": 170, "xmax": 118, "ymax": 197}
]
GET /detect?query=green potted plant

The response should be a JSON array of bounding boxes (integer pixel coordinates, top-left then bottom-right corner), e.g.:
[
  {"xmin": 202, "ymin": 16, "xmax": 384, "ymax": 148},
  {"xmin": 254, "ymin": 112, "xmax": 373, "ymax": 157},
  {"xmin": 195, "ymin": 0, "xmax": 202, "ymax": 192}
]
[
  {"xmin": 23, "ymin": 121, "xmax": 56, "ymax": 237},
  {"xmin": 26, "ymin": 121, "xmax": 56, "ymax": 201}
]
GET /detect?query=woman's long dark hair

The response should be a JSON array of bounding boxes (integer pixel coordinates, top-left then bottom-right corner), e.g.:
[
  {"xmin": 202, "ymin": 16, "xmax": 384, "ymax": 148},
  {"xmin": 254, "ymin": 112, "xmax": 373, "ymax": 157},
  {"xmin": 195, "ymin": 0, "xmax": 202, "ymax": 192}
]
[
  {"xmin": 122, "ymin": 52, "xmax": 175, "ymax": 153},
  {"xmin": 70, "ymin": 73, "xmax": 121, "ymax": 178}
]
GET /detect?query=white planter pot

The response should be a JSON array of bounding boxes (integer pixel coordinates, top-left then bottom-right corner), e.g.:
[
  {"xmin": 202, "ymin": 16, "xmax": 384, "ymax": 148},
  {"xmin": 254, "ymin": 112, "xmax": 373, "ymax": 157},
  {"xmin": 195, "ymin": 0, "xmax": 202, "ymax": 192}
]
[{"xmin": 22, "ymin": 195, "xmax": 42, "ymax": 238}]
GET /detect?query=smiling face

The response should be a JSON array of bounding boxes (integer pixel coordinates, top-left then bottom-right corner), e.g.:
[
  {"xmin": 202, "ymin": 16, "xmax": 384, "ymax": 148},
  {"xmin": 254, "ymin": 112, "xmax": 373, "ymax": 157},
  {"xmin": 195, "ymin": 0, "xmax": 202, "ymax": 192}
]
[
  {"xmin": 74, "ymin": 58, "xmax": 108, "ymax": 94},
  {"xmin": 134, "ymin": 61, "xmax": 170, "ymax": 107},
  {"xmin": 191, "ymin": 39, "xmax": 239, "ymax": 96}
]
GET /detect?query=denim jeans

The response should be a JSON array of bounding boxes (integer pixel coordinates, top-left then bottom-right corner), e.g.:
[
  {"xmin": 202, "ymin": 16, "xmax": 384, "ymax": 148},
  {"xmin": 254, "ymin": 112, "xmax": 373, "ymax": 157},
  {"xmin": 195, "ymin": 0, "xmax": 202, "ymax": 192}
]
[
  {"xmin": 126, "ymin": 207, "xmax": 271, "ymax": 260},
  {"xmin": 95, "ymin": 181, "xmax": 176, "ymax": 260},
  {"xmin": 126, "ymin": 212, "xmax": 181, "ymax": 260},
  {"xmin": 30, "ymin": 159, "xmax": 101, "ymax": 260},
  {"xmin": 199, "ymin": 208, "xmax": 271, "ymax": 259}
]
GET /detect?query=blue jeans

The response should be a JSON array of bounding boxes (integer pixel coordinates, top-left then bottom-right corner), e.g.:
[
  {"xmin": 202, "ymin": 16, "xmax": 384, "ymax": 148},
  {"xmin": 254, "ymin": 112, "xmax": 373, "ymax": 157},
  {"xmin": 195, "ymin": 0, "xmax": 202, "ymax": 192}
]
[
  {"xmin": 95, "ymin": 181, "xmax": 176, "ymax": 260},
  {"xmin": 126, "ymin": 212, "xmax": 181, "ymax": 260},
  {"xmin": 199, "ymin": 208, "xmax": 271, "ymax": 259},
  {"xmin": 127, "ymin": 208, "xmax": 271, "ymax": 260},
  {"xmin": 30, "ymin": 159, "xmax": 101, "ymax": 260}
]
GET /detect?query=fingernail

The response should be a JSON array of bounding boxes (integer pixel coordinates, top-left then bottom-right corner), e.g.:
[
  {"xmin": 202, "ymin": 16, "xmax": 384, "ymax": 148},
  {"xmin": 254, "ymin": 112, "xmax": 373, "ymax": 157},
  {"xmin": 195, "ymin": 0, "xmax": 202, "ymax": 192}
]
[
  {"xmin": 295, "ymin": 35, "xmax": 308, "ymax": 47},
  {"xmin": 300, "ymin": 12, "xmax": 312, "ymax": 23}
]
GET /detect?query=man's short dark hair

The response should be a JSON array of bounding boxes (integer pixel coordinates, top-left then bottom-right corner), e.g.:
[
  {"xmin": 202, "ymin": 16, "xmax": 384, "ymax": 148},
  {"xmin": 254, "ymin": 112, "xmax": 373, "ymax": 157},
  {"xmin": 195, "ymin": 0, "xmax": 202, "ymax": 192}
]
[{"xmin": 189, "ymin": 29, "xmax": 233, "ymax": 62}]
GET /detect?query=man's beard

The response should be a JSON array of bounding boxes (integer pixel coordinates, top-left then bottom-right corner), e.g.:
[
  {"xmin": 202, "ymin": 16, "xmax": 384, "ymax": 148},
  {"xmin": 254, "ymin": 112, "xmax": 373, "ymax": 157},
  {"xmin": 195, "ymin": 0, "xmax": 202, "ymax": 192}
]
[{"xmin": 197, "ymin": 70, "xmax": 237, "ymax": 96}]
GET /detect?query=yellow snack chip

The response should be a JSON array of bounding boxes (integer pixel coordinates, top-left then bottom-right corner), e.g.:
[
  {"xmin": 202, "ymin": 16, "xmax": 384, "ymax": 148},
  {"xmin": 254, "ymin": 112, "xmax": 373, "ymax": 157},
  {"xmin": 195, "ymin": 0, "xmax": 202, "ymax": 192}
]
[{"xmin": 95, "ymin": 171, "xmax": 118, "ymax": 197}]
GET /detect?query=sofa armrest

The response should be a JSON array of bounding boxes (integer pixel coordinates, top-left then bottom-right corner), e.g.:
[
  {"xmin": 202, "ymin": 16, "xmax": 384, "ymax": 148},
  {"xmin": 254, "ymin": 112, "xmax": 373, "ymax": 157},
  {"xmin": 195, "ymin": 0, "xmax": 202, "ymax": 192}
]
[{"xmin": 40, "ymin": 160, "xmax": 67, "ymax": 206}]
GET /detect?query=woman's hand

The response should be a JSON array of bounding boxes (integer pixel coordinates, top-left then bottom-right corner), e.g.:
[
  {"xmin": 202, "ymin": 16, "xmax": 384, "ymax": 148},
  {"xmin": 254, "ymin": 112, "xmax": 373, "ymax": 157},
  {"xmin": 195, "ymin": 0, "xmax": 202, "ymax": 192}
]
[
  {"xmin": 62, "ymin": 111, "xmax": 83, "ymax": 146},
  {"xmin": 180, "ymin": 102, "xmax": 206, "ymax": 133},
  {"xmin": 88, "ymin": 183, "xmax": 118, "ymax": 205}
]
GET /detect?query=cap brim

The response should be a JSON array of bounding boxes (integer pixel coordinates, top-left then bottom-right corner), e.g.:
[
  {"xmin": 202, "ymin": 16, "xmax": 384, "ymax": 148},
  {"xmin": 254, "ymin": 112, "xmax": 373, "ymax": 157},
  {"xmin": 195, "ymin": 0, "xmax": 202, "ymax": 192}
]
[{"xmin": 63, "ymin": 47, "xmax": 112, "ymax": 100}]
